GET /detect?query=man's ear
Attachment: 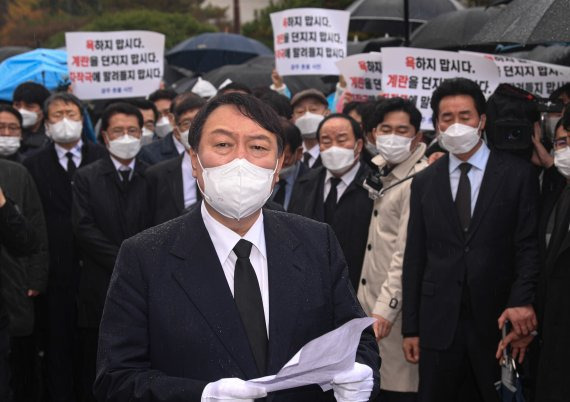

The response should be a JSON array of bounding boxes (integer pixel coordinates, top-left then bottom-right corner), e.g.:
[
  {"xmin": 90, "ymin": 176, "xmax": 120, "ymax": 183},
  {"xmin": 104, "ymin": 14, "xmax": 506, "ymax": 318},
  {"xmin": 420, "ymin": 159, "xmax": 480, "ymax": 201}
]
[
  {"xmin": 101, "ymin": 132, "xmax": 109, "ymax": 147},
  {"xmin": 168, "ymin": 112, "xmax": 176, "ymax": 128},
  {"xmin": 480, "ymin": 114, "xmax": 487, "ymax": 132},
  {"xmin": 355, "ymin": 138, "xmax": 364, "ymax": 154},
  {"xmin": 324, "ymin": 108, "xmax": 331, "ymax": 117},
  {"xmin": 189, "ymin": 148, "xmax": 199, "ymax": 178},
  {"xmin": 294, "ymin": 146, "xmax": 303, "ymax": 162}
]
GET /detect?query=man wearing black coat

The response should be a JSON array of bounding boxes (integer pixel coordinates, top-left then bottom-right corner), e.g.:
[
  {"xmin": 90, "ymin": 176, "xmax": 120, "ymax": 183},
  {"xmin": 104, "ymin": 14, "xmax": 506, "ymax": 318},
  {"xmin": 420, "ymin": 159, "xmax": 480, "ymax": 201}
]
[
  {"xmin": 288, "ymin": 114, "xmax": 373, "ymax": 292},
  {"xmin": 402, "ymin": 78, "xmax": 540, "ymax": 402},
  {"xmin": 72, "ymin": 103, "xmax": 151, "ymax": 402}
]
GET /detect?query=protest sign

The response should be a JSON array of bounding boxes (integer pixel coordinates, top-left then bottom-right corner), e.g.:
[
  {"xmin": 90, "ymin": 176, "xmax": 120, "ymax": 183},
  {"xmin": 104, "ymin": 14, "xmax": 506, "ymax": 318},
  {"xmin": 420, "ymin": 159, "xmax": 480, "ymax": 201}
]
[
  {"xmin": 335, "ymin": 52, "xmax": 382, "ymax": 102},
  {"xmin": 381, "ymin": 47, "xmax": 500, "ymax": 130},
  {"xmin": 270, "ymin": 8, "xmax": 350, "ymax": 76},
  {"xmin": 66, "ymin": 31, "xmax": 165, "ymax": 100},
  {"xmin": 462, "ymin": 52, "xmax": 570, "ymax": 99}
]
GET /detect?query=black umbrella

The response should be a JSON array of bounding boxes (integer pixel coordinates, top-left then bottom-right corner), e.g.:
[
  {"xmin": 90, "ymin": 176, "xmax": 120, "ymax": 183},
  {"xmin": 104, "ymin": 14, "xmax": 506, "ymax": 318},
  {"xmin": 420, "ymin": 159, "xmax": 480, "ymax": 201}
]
[
  {"xmin": 166, "ymin": 32, "xmax": 272, "ymax": 73},
  {"xmin": 347, "ymin": 37, "xmax": 404, "ymax": 55},
  {"xmin": 410, "ymin": 7, "xmax": 502, "ymax": 50},
  {"xmin": 347, "ymin": 0, "xmax": 463, "ymax": 37},
  {"xmin": 506, "ymin": 44, "xmax": 570, "ymax": 67},
  {"xmin": 469, "ymin": 0, "xmax": 570, "ymax": 46}
]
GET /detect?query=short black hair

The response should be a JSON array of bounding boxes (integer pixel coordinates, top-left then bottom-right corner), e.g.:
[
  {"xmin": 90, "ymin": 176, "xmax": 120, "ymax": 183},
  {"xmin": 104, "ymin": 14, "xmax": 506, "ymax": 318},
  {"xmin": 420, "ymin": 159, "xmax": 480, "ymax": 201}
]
[
  {"xmin": 259, "ymin": 91, "xmax": 293, "ymax": 120},
  {"xmin": 369, "ymin": 97, "xmax": 422, "ymax": 133},
  {"xmin": 13, "ymin": 82, "xmax": 51, "ymax": 106},
  {"xmin": 44, "ymin": 93, "xmax": 84, "ymax": 118},
  {"xmin": 0, "ymin": 104, "xmax": 23, "ymax": 126},
  {"xmin": 129, "ymin": 99, "xmax": 159, "ymax": 122},
  {"xmin": 430, "ymin": 78, "xmax": 486, "ymax": 124},
  {"xmin": 562, "ymin": 103, "xmax": 570, "ymax": 130},
  {"xmin": 360, "ymin": 100, "xmax": 383, "ymax": 134},
  {"xmin": 316, "ymin": 113, "xmax": 364, "ymax": 141},
  {"xmin": 148, "ymin": 89, "xmax": 177, "ymax": 103},
  {"xmin": 170, "ymin": 92, "xmax": 204, "ymax": 115},
  {"xmin": 550, "ymin": 83, "xmax": 570, "ymax": 102},
  {"xmin": 280, "ymin": 118, "xmax": 302, "ymax": 152},
  {"xmin": 100, "ymin": 102, "xmax": 144, "ymax": 132},
  {"xmin": 189, "ymin": 93, "xmax": 285, "ymax": 155},
  {"xmin": 172, "ymin": 95, "xmax": 206, "ymax": 121},
  {"xmin": 219, "ymin": 82, "xmax": 252, "ymax": 95},
  {"xmin": 342, "ymin": 101, "xmax": 361, "ymax": 116}
]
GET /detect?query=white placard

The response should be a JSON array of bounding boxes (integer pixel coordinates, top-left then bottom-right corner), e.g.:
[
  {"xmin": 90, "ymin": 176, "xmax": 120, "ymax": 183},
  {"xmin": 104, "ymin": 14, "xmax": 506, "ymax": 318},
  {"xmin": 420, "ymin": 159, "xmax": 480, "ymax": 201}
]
[
  {"xmin": 462, "ymin": 51, "xmax": 570, "ymax": 99},
  {"xmin": 270, "ymin": 8, "xmax": 350, "ymax": 76},
  {"xmin": 336, "ymin": 52, "xmax": 383, "ymax": 102},
  {"xmin": 381, "ymin": 47, "xmax": 500, "ymax": 130},
  {"xmin": 66, "ymin": 31, "xmax": 165, "ymax": 100}
]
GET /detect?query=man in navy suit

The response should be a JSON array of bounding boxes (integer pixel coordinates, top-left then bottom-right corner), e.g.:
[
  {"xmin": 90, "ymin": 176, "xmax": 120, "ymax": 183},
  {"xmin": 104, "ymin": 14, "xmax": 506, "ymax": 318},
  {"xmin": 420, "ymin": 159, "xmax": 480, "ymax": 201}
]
[{"xmin": 94, "ymin": 93, "xmax": 380, "ymax": 402}]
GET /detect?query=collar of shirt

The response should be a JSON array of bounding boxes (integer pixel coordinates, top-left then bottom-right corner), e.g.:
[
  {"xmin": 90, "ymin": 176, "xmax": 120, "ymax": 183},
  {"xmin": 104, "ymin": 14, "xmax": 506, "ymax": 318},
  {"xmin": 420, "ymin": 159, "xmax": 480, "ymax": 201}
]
[
  {"xmin": 55, "ymin": 139, "xmax": 83, "ymax": 166},
  {"xmin": 200, "ymin": 201, "xmax": 267, "ymax": 265},
  {"xmin": 324, "ymin": 160, "xmax": 361, "ymax": 201},
  {"xmin": 172, "ymin": 134, "xmax": 186, "ymax": 154},
  {"xmin": 110, "ymin": 155, "xmax": 136, "ymax": 178},
  {"xmin": 448, "ymin": 140, "xmax": 490, "ymax": 174},
  {"xmin": 302, "ymin": 143, "xmax": 320, "ymax": 160},
  {"xmin": 281, "ymin": 162, "xmax": 301, "ymax": 186},
  {"xmin": 182, "ymin": 151, "xmax": 197, "ymax": 208}
]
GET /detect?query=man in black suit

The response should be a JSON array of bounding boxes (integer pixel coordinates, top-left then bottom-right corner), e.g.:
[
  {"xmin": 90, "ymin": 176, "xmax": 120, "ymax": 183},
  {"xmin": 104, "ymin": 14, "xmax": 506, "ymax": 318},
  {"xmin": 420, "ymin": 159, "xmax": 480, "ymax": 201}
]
[
  {"xmin": 402, "ymin": 78, "xmax": 540, "ymax": 402},
  {"xmin": 289, "ymin": 114, "xmax": 373, "ymax": 292},
  {"xmin": 94, "ymin": 93, "xmax": 380, "ymax": 402},
  {"xmin": 12, "ymin": 82, "xmax": 51, "ymax": 157},
  {"xmin": 72, "ymin": 102, "xmax": 151, "ymax": 402},
  {"xmin": 146, "ymin": 95, "xmax": 206, "ymax": 226},
  {"xmin": 24, "ymin": 93, "xmax": 107, "ymax": 402}
]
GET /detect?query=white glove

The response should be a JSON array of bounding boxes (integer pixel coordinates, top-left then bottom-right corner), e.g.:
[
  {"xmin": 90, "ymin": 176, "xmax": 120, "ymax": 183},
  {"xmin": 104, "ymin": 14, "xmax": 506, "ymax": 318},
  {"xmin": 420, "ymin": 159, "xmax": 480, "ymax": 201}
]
[
  {"xmin": 332, "ymin": 362, "xmax": 374, "ymax": 402},
  {"xmin": 201, "ymin": 378, "xmax": 267, "ymax": 402}
]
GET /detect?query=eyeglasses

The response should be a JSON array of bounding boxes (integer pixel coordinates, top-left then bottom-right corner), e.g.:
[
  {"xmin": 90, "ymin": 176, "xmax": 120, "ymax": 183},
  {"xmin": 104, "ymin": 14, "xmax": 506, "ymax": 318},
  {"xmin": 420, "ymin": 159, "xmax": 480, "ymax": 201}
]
[
  {"xmin": 109, "ymin": 127, "xmax": 141, "ymax": 136},
  {"xmin": 0, "ymin": 124, "xmax": 21, "ymax": 135},
  {"xmin": 176, "ymin": 119, "xmax": 193, "ymax": 132},
  {"xmin": 553, "ymin": 134, "xmax": 570, "ymax": 151}
]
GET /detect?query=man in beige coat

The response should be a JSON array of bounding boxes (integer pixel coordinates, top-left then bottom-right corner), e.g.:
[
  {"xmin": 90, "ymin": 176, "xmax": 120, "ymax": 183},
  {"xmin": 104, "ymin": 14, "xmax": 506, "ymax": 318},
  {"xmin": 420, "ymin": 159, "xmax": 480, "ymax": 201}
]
[{"xmin": 358, "ymin": 98, "xmax": 428, "ymax": 402}]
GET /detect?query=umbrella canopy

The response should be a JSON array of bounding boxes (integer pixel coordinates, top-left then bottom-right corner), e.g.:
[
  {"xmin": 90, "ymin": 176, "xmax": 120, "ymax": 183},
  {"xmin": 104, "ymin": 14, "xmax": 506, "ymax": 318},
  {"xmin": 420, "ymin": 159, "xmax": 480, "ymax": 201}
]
[
  {"xmin": 0, "ymin": 48, "xmax": 68, "ymax": 101},
  {"xmin": 347, "ymin": 37, "xmax": 404, "ymax": 55},
  {"xmin": 203, "ymin": 56, "xmax": 333, "ymax": 96},
  {"xmin": 410, "ymin": 7, "xmax": 502, "ymax": 50},
  {"xmin": 470, "ymin": 0, "xmax": 570, "ymax": 46},
  {"xmin": 347, "ymin": 0, "xmax": 464, "ymax": 36},
  {"xmin": 166, "ymin": 32, "xmax": 273, "ymax": 73}
]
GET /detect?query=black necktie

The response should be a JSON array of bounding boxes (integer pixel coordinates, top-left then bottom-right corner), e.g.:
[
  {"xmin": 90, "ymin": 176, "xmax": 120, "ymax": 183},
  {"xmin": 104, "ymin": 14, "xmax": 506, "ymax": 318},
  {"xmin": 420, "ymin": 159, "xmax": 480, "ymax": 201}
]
[
  {"xmin": 119, "ymin": 168, "xmax": 131, "ymax": 183},
  {"xmin": 66, "ymin": 152, "xmax": 76, "ymax": 178},
  {"xmin": 455, "ymin": 163, "xmax": 472, "ymax": 232},
  {"xmin": 303, "ymin": 152, "xmax": 311, "ymax": 166},
  {"xmin": 548, "ymin": 185, "xmax": 570, "ymax": 257},
  {"xmin": 233, "ymin": 239, "xmax": 267, "ymax": 376},
  {"xmin": 324, "ymin": 177, "xmax": 341, "ymax": 225},
  {"xmin": 273, "ymin": 181, "xmax": 287, "ymax": 206}
]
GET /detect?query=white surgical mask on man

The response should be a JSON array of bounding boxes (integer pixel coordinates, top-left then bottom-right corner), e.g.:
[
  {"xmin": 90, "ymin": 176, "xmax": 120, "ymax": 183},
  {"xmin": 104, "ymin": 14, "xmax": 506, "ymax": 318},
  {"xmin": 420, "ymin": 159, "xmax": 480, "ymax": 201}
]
[
  {"xmin": 554, "ymin": 147, "xmax": 570, "ymax": 179},
  {"xmin": 140, "ymin": 127, "xmax": 154, "ymax": 146},
  {"xmin": 295, "ymin": 112, "xmax": 324, "ymax": 140},
  {"xmin": 0, "ymin": 136, "xmax": 21, "ymax": 156},
  {"xmin": 179, "ymin": 128, "xmax": 191, "ymax": 150},
  {"xmin": 18, "ymin": 109, "xmax": 38, "ymax": 128},
  {"xmin": 46, "ymin": 118, "xmax": 83, "ymax": 143},
  {"xmin": 155, "ymin": 116, "xmax": 172, "ymax": 138},
  {"xmin": 320, "ymin": 146, "xmax": 356, "ymax": 175},
  {"xmin": 107, "ymin": 135, "xmax": 141, "ymax": 160},
  {"xmin": 438, "ymin": 121, "xmax": 481, "ymax": 155},
  {"xmin": 197, "ymin": 157, "xmax": 277, "ymax": 220},
  {"xmin": 364, "ymin": 140, "xmax": 379, "ymax": 157},
  {"xmin": 375, "ymin": 134, "xmax": 413, "ymax": 164}
]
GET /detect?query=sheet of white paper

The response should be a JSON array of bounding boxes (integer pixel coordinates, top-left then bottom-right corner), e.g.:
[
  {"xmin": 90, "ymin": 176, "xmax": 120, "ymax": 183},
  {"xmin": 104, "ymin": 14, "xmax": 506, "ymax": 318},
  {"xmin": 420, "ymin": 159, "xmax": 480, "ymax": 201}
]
[{"xmin": 247, "ymin": 317, "xmax": 375, "ymax": 393}]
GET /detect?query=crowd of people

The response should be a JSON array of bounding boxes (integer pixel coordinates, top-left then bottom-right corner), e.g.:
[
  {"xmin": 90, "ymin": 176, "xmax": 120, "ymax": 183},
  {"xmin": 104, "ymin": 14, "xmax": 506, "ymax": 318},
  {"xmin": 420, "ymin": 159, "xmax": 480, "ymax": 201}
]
[{"xmin": 0, "ymin": 68, "xmax": 568, "ymax": 402}]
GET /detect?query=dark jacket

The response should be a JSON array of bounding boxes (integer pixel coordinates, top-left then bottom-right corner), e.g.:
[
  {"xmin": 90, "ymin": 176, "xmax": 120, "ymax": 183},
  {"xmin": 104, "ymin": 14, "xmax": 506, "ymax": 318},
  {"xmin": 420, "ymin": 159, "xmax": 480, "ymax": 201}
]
[
  {"xmin": 402, "ymin": 151, "xmax": 540, "ymax": 351},
  {"xmin": 288, "ymin": 162, "xmax": 373, "ymax": 291},
  {"xmin": 20, "ymin": 125, "xmax": 49, "ymax": 157},
  {"xmin": 72, "ymin": 155, "xmax": 151, "ymax": 328},
  {"xmin": 0, "ymin": 159, "xmax": 49, "ymax": 336},
  {"xmin": 137, "ymin": 132, "xmax": 180, "ymax": 166},
  {"xmin": 93, "ymin": 205, "xmax": 380, "ymax": 402}
]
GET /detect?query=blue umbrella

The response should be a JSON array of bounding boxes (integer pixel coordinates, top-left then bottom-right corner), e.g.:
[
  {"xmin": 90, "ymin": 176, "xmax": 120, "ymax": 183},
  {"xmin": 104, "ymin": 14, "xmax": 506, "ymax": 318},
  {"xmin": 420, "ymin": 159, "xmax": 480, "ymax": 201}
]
[
  {"xmin": 166, "ymin": 32, "xmax": 273, "ymax": 73},
  {"xmin": 0, "ymin": 48, "xmax": 69, "ymax": 101}
]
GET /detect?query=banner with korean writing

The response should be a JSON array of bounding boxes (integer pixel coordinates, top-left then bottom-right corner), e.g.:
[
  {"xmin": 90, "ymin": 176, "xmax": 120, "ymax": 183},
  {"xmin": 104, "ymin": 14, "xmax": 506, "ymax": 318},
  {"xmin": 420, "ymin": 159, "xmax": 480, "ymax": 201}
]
[
  {"xmin": 462, "ymin": 52, "xmax": 570, "ymax": 99},
  {"xmin": 66, "ymin": 31, "xmax": 165, "ymax": 100},
  {"xmin": 335, "ymin": 52, "xmax": 382, "ymax": 102},
  {"xmin": 381, "ymin": 47, "xmax": 500, "ymax": 130},
  {"xmin": 270, "ymin": 8, "xmax": 349, "ymax": 76}
]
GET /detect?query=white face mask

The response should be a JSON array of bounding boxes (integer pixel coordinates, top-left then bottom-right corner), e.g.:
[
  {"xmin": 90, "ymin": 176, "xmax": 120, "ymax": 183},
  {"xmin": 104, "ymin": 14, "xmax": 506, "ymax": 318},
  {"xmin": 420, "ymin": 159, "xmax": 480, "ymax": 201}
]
[
  {"xmin": 198, "ymin": 157, "xmax": 277, "ymax": 220},
  {"xmin": 375, "ymin": 134, "xmax": 413, "ymax": 164},
  {"xmin": 140, "ymin": 127, "xmax": 154, "ymax": 146},
  {"xmin": 0, "ymin": 136, "xmax": 21, "ymax": 156},
  {"xmin": 46, "ymin": 118, "xmax": 83, "ymax": 144},
  {"xmin": 320, "ymin": 146, "xmax": 357, "ymax": 175},
  {"xmin": 437, "ymin": 122, "xmax": 481, "ymax": 155},
  {"xmin": 18, "ymin": 109, "xmax": 38, "ymax": 128},
  {"xmin": 107, "ymin": 134, "xmax": 141, "ymax": 160},
  {"xmin": 155, "ymin": 116, "xmax": 172, "ymax": 138},
  {"xmin": 364, "ymin": 140, "xmax": 379, "ymax": 156},
  {"xmin": 554, "ymin": 147, "xmax": 570, "ymax": 179},
  {"xmin": 179, "ymin": 128, "xmax": 190, "ymax": 150},
  {"xmin": 295, "ymin": 112, "xmax": 324, "ymax": 140}
]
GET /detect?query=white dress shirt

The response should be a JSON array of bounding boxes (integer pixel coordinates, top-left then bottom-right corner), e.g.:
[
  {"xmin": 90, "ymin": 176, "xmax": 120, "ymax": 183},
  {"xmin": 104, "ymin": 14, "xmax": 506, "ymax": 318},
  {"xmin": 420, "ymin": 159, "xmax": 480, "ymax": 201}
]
[
  {"xmin": 200, "ymin": 202, "xmax": 269, "ymax": 334},
  {"xmin": 182, "ymin": 152, "xmax": 197, "ymax": 208},
  {"xmin": 323, "ymin": 161, "xmax": 361, "ymax": 202},
  {"xmin": 172, "ymin": 135, "xmax": 186, "ymax": 154},
  {"xmin": 302, "ymin": 143, "xmax": 320, "ymax": 168},
  {"xmin": 448, "ymin": 141, "xmax": 490, "ymax": 216},
  {"xmin": 55, "ymin": 139, "xmax": 83, "ymax": 171},
  {"xmin": 110, "ymin": 155, "xmax": 136, "ymax": 181}
]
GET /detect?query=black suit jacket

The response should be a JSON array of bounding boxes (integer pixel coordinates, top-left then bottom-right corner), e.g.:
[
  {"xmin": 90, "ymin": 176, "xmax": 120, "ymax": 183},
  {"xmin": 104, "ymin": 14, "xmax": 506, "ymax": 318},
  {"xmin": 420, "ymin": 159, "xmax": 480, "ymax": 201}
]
[
  {"xmin": 288, "ymin": 163, "xmax": 373, "ymax": 291},
  {"xmin": 24, "ymin": 141, "xmax": 107, "ymax": 287},
  {"xmin": 402, "ymin": 150, "xmax": 540, "ymax": 350},
  {"xmin": 137, "ymin": 132, "xmax": 180, "ymax": 166},
  {"xmin": 93, "ymin": 205, "xmax": 380, "ymax": 402},
  {"xmin": 71, "ymin": 155, "xmax": 151, "ymax": 328}
]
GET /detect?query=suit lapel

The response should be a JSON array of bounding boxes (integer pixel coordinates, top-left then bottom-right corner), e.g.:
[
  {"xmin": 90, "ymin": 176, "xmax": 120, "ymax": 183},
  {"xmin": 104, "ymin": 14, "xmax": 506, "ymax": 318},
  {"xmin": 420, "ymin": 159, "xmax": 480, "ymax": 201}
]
[
  {"xmin": 263, "ymin": 211, "xmax": 305, "ymax": 375},
  {"xmin": 170, "ymin": 207, "xmax": 259, "ymax": 379},
  {"xmin": 339, "ymin": 163, "xmax": 368, "ymax": 202},
  {"xmin": 169, "ymin": 155, "xmax": 185, "ymax": 213},
  {"xmin": 434, "ymin": 155, "xmax": 464, "ymax": 240}
]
